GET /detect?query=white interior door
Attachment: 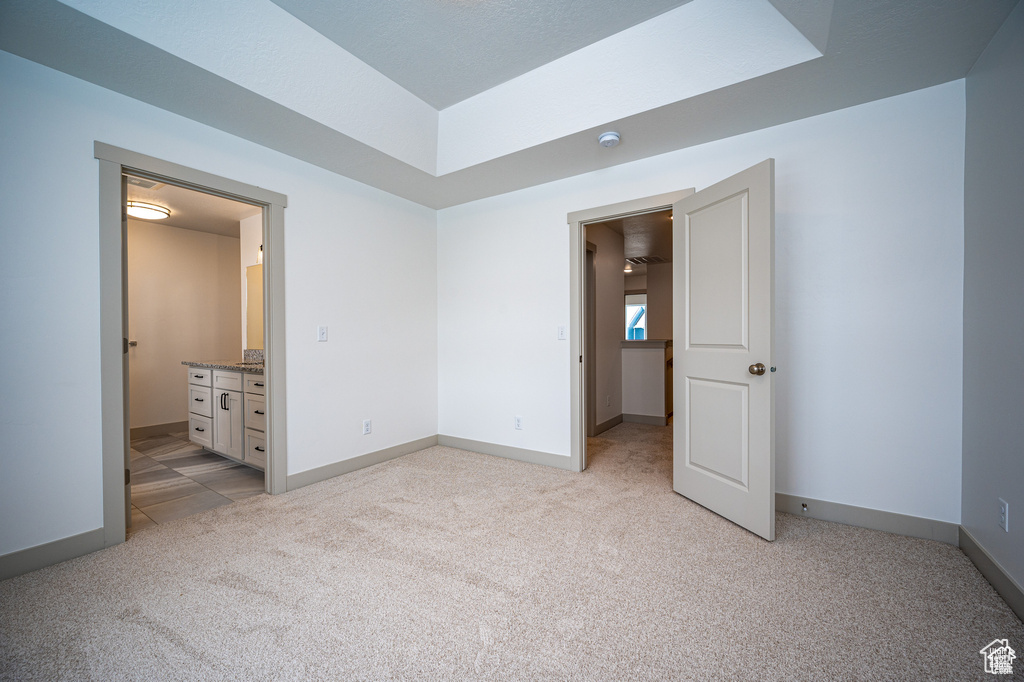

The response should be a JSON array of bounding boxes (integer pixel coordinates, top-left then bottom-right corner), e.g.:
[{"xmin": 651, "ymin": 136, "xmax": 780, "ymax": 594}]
[{"xmin": 672, "ymin": 159, "xmax": 775, "ymax": 540}]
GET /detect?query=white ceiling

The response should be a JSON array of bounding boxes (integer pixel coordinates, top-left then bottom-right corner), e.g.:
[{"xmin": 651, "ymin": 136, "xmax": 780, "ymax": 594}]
[
  {"xmin": 126, "ymin": 176, "xmax": 261, "ymax": 237},
  {"xmin": 267, "ymin": 0, "xmax": 694, "ymax": 110},
  {"xmin": 0, "ymin": 0, "xmax": 1017, "ymax": 208}
]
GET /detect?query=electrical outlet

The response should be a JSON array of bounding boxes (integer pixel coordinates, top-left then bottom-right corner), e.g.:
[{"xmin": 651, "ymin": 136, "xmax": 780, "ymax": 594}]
[
  {"xmin": 317, "ymin": 325, "xmax": 328, "ymax": 342},
  {"xmin": 999, "ymin": 498, "xmax": 1009, "ymax": 532},
  {"xmin": 514, "ymin": 415, "xmax": 523, "ymax": 430},
  {"xmin": 362, "ymin": 419, "xmax": 371, "ymax": 435},
  {"xmin": 557, "ymin": 325, "xmax": 567, "ymax": 340},
  {"xmin": 605, "ymin": 395, "xmax": 611, "ymax": 407}
]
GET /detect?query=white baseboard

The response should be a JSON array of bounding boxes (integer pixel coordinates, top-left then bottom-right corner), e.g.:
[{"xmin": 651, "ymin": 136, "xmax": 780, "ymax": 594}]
[
  {"xmin": 776, "ymin": 493, "xmax": 959, "ymax": 545},
  {"xmin": 438, "ymin": 435, "xmax": 573, "ymax": 471},
  {"xmin": 286, "ymin": 435, "xmax": 438, "ymax": 490},
  {"xmin": 0, "ymin": 528, "xmax": 105, "ymax": 581}
]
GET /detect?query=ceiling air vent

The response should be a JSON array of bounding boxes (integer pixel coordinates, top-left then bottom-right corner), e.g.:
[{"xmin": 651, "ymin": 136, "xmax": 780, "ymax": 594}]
[
  {"xmin": 626, "ymin": 256, "xmax": 669, "ymax": 265},
  {"xmin": 125, "ymin": 176, "xmax": 166, "ymax": 190}
]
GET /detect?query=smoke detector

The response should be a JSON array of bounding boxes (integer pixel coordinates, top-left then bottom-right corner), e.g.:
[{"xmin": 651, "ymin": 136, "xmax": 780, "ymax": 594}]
[{"xmin": 598, "ymin": 131, "xmax": 620, "ymax": 148}]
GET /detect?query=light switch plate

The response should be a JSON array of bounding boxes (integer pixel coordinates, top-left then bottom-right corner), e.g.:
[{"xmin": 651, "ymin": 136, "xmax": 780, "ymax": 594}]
[{"xmin": 317, "ymin": 325, "xmax": 328, "ymax": 342}]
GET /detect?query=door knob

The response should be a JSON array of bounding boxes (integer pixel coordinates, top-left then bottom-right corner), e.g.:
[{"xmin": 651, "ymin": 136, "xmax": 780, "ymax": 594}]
[{"xmin": 748, "ymin": 363, "xmax": 766, "ymax": 376}]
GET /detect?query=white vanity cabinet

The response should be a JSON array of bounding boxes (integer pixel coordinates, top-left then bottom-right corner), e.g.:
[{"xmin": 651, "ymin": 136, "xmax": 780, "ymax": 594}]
[
  {"xmin": 243, "ymin": 374, "xmax": 266, "ymax": 469},
  {"xmin": 186, "ymin": 365, "xmax": 265, "ymax": 471},
  {"xmin": 186, "ymin": 368, "xmax": 214, "ymax": 449},
  {"xmin": 212, "ymin": 372, "xmax": 244, "ymax": 461}
]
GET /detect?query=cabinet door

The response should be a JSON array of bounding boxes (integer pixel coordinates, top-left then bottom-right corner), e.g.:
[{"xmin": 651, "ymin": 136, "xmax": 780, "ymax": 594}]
[{"xmin": 213, "ymin": 390, "xmax": 244, "ymax": 461}]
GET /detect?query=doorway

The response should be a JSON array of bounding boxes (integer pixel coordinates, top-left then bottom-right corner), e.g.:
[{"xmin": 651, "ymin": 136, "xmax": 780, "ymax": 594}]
[
  {"xmin": 569, "ymin": 161, "xmax": 776, "ymax": 540},
  {"xmin": 125, "ymin": 176, "xmax": 266, "ymax": 529},
  {"xmin": 568, "ymin": 190, "xmax": 694, "ymax": 472},
  {"xmin": 95, "ymin": 143, "xmax": 288, "ymax": 549}
]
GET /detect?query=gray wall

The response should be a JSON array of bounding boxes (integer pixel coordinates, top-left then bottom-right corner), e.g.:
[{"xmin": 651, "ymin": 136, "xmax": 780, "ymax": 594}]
[
  {"xmin": 646, "ymin": 262, "xmax": 673, "ymax": 340},
  {"xmin": 962, "ymin": 2, "xmax": 1024, "ymax": 586},
  {"xmin": 586, "ymin": 223, "xmax": 626, "ymax": 426}
]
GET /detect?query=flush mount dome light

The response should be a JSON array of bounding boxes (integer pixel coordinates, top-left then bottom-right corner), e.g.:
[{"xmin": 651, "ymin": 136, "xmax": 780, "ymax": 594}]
[
  {"xmin": 126, "ymin": 201, "xmax": 170, "ymax": 220},
  {"xmin": 598, "ymin": 131, "xmax": 620, "ymax": 148}
]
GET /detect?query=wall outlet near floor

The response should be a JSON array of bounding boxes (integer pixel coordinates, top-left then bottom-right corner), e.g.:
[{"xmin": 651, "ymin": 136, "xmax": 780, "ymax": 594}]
[
  {"xmin": 317, "ymin": 325, "xmax": 328, "ymax": 342},
  {"xmin": 514, "ymin": 415, "xmax": 523, "ymax": 430},
  {"xmin": 362, "ymin": 419, "xmax": 371, "ymax": 435},
  {"xmin": 999, "ymin": 498, "xmax": 1009, "ymax": 532}
]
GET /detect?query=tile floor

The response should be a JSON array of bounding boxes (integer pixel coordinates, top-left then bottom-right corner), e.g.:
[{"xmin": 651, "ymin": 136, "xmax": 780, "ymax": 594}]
[{"xmin": 129, "ymin": 431, "xmax": 265, "ymax": 532}]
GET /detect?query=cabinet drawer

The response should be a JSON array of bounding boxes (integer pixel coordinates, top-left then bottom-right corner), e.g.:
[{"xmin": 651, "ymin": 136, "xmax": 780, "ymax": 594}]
[
  {"xmin": 189, "ymin": 386, "xmax": 213, "ymax": 418},
  {"xmin": 189, "ymin": 414, "xmax": 213, "ymax": 449},
  {"xmin": 213, "ymin": 370, "xmax": 243, "ymax": 392},
  {"xmin": 187, "ymin": 367, "xmax": 212, "ymax": 386},
  {"xmin": 244, "ymin": 393, "xmax": 266, "ymax": 432},
  {"xmin": 245, "ymin": 429, "xmax": 266, "ymax": 470},
  {"xmin": 244, "ymin": 374, "xmax": 266, "ymax": 395}
]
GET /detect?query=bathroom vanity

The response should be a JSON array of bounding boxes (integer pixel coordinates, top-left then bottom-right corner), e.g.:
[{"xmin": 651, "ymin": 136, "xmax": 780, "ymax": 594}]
[{"xmin": 182, "ymin": 361, "xmax": 266, "ymax": 470}]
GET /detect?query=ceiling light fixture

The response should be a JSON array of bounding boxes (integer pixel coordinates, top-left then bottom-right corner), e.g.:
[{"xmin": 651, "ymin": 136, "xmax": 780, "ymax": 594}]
[
  {"xmin": 126, "ymin": 201, "xmax": 170, "ymax": 220},
  {"xmin": 598, "ymin": 131, "xmax": 620, "ymax": 148}
]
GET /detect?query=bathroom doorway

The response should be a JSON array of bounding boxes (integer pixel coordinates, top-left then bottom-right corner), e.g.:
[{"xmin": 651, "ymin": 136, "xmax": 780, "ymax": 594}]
[{"xmin": 124, "ymin": 176, "xmax": 266, "ymax": 530}]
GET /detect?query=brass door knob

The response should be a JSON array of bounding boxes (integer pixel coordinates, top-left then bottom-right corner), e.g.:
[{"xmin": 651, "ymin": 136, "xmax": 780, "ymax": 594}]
[{"xmin": 748, "ymin": 363, "xmax": 766, "ymax": 376}]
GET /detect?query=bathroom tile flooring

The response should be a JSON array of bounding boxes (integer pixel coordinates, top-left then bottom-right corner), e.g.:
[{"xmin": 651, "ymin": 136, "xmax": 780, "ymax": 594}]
[{"xmin": 129, "ymin": 431, "xmax": 265, "ymax": 533}]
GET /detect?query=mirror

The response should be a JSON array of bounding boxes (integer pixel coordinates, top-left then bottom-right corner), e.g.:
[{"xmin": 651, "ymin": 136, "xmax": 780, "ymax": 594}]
[{"xmin": 246, "ymin": 263, "xmax": 263, "ymax": 350}]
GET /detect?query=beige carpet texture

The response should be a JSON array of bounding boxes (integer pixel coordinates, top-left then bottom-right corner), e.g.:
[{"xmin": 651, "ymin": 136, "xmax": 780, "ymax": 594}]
[{"xmin": 2, "ymin": 423, "xmax": 1022, "ymax": 680}]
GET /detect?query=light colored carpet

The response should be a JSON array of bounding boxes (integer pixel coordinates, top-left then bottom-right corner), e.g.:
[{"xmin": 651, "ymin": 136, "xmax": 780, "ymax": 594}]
[{"xmin": 2, "ymin": 422, "xmax": 1022, "ymax": 680}]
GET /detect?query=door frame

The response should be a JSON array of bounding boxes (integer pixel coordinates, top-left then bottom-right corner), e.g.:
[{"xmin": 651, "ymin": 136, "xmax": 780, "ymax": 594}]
[
  {"xmin": 567, "ymin": 190, "xmax": 694, "ymax": 473},
  {"xmin": 95, "ymin": 142, "xmax": 288, "ymax": 548}
]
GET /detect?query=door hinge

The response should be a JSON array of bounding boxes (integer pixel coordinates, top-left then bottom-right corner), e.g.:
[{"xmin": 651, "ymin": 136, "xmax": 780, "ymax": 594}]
[
  {"xmin": 579, "ymin": 355, "xmax": 583, "ymax": 363},
  {"xmin": 123, "ymin": 337, "xmax": 128, "ymax": 354},
  {"xmin": 125, "ymin": 468, "xmax": 131, "ymax": 485}
]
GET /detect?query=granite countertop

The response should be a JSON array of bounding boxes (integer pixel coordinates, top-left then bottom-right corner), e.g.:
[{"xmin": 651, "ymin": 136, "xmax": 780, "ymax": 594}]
[{"xmin": 182, "ymin": 360, "xmax": 264, "ymax": 375}]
